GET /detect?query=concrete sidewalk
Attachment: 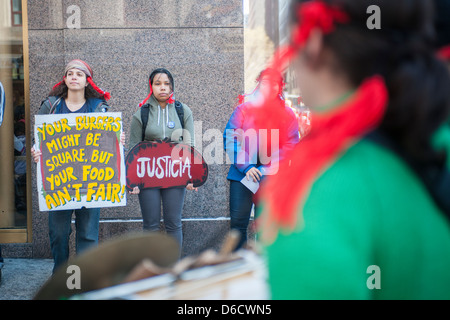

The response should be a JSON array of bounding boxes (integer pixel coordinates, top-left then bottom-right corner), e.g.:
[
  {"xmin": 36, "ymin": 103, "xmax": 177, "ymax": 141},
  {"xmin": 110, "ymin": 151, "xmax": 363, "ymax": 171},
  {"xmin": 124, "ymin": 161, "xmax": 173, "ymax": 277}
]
[{"xmin": 0, "ymin": 259, "xmax": 53, "ymax": 300}]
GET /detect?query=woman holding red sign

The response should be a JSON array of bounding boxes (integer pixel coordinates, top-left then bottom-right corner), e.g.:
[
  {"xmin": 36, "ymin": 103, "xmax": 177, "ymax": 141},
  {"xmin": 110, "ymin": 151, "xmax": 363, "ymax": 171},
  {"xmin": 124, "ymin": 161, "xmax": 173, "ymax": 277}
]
[
  {"xmin": 129, "ymin": 68, "xmax": 196, "ymax": 254},
  {"xmin": 30, "ymin": 59, "xmax": 116, "ymax": 273}
]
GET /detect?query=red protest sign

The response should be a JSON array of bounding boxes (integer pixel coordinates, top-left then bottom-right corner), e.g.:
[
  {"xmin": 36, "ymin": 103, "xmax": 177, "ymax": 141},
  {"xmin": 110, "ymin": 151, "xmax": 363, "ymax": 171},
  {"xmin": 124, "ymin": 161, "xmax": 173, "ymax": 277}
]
[{"xmin": 125, "ymin": 139, "xmax": 208, "ymax": 190}]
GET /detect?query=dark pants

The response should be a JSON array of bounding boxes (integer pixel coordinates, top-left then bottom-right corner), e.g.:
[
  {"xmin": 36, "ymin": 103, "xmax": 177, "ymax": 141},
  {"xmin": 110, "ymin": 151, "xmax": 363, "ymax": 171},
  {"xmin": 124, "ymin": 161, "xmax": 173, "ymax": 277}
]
[
  {"xmin": 229, "ymin": 180, "xmax": 257, "ymax": 250},
  {"xmin": 138, "ymin": 187, "xmax": 186, "ymax": 253},
  {"xmin": 48, "ymin": 208, "xmax": 100, "ymax": 273}
]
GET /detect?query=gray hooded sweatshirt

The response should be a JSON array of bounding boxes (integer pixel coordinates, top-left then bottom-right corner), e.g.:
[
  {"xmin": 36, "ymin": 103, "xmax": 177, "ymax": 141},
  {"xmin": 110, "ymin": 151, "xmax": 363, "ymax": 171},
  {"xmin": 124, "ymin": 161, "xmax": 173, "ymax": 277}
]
[{"xmin": 129, "ymin": 95, "xmax": 195, "ymax": 149}]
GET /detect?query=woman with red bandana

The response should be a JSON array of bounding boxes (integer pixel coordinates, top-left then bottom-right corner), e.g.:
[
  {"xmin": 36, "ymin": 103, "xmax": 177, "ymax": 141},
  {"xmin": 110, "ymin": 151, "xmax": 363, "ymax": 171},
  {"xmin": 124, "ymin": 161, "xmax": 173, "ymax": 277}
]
[
  {"xmin": 258, "ymin": 0, "xmax": 450, "ymax": 299},
  {"xmin": 30, "ymin": 59, "xmax": 114, "ymax": 273},
  {"xmin": 128, "ymin": 68, "xmax": 196, "ymax": 255},
  {"xmin": 224, "ymin": 68, "xmax": 299, "ymax": 250}
]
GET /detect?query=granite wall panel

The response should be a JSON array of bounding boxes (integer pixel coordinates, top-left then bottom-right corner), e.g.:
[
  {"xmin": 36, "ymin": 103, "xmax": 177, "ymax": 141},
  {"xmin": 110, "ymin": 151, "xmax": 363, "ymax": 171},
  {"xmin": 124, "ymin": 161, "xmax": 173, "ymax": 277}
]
[
  {"xmin": 26, "ymin": 0, "xmax": 244, "ymax": 259},
  {"xmin": 28, "ymin": 0, "xmax": 242, "ymax": 30}
]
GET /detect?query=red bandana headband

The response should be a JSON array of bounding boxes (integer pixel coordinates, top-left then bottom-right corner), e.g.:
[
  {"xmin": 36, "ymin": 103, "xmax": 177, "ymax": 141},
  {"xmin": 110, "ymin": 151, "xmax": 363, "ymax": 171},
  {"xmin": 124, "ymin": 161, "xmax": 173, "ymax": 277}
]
[
  {"xmin": 256, "ymin": 1, "xmax": 389, "ymax": 241},
  {"xmin": 52, "ymin": 59, "xmax": 111, "ymax": 101}
]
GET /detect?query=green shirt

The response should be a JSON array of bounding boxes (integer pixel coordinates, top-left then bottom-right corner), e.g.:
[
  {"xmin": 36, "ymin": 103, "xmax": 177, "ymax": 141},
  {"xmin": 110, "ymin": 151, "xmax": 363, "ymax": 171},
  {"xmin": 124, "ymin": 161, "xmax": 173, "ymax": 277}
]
[{"xmin": 264, "ymin": 132, "xmax": 450, "ymax": 299}]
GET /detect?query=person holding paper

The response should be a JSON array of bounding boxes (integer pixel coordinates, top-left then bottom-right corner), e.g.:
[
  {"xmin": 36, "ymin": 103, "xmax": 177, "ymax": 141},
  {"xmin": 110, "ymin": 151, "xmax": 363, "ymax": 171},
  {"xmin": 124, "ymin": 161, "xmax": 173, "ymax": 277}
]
[
  {"xmin": 223, "ymin": 68, "xmax": 299, "ymax": 250},
  {"xmin": 30, "ymin": 59, "xmax": 114, "ymax": 273}
]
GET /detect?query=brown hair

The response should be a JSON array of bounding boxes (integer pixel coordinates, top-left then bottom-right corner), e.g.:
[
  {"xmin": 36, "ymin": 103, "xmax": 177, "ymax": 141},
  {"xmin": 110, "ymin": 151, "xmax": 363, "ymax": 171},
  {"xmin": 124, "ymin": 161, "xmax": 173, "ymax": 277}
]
[{"xmin": 48, "ymin": 81, "xmax": 103, "ymax": 100}]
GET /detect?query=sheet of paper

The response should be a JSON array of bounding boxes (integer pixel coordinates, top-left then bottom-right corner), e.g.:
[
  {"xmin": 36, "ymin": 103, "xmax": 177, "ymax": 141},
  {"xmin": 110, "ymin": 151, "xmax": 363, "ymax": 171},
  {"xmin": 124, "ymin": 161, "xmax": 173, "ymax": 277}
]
[{"xmin": 240, "ymin": 176, "xmax": 260, "ymax": 194}]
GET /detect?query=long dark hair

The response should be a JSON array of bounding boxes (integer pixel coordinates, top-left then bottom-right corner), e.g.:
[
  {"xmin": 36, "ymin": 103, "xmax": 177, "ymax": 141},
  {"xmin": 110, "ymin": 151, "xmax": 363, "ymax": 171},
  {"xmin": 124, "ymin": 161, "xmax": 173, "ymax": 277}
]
[
  {"xmin": 293, "ymin": 0, "xmax": 450, "ymax": 167},
  {"xmin": 48, "ymin": 80, "xmax": 103, "ymax": 100}
]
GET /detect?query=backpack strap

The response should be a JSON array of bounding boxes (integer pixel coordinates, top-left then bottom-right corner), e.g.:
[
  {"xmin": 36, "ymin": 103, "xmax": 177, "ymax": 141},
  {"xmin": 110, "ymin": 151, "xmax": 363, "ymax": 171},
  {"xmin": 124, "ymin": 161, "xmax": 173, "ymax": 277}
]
[
  {"xmin": 48, "ymin": 96, "xmax": 63, "ymax": 114},
  {"xmin": 175, "ymin": 101, "xmax": 185, "ymax": 129},
  {"xmin": 88, "ymin": 98, "xmax": 109, "ymax": 113},
  {"xmin": 141, "ymin": 104, "xmax": 150, "ymax": 142},
  {"xmin": 141, "ymin": 101, "xmax": 185, "ymax": 141}
]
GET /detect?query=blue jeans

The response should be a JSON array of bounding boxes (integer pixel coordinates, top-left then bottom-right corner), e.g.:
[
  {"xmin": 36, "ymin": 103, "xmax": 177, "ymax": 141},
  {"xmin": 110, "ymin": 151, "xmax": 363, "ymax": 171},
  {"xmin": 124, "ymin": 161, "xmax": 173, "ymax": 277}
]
[
  {"xmin": 48, "ymin": 208, "xmax": 100, "ymax": 273},
  {"xmin": 229, "ymin": 180, "xmax": 257, "ymax": 250}
]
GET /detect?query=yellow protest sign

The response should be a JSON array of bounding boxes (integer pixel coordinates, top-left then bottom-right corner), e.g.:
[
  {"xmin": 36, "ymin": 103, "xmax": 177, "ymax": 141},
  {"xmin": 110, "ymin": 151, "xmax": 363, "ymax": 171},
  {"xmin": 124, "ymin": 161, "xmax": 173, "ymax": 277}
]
[{"xmin": 34, "ymin": 113, "xmax": 126, "ymax": 211}]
